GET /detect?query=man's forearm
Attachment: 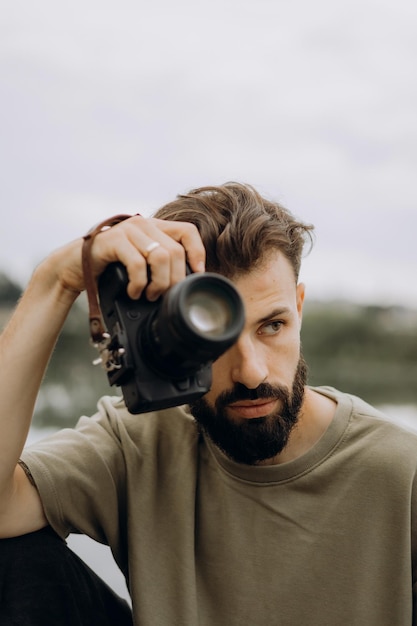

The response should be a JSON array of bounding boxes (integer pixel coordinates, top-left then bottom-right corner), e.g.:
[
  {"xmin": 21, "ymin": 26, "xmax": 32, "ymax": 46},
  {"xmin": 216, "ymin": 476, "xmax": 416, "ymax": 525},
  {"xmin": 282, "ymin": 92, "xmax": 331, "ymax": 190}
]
[{"xmin": 0, "ymin": 252, "xmax": 80, "ymax": 489}]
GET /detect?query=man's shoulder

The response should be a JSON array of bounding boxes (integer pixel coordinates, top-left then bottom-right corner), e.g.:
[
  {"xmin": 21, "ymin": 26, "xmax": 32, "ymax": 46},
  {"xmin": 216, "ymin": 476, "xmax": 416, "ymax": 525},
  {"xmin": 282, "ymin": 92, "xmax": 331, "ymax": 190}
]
[
  {"xmin": 314, "ymin": 385, "xmax": 417, "ymax": 459},
  {"xmin": 88, "ymin": 395, "xmax": 199, "ymax": 447},
  {"xmin": 312, "ymin": 385, "xmax": 386, "ymax": 419},
  {"xmin": 23, "ymin": 397, "xmax": 200, "ymax": 478}
]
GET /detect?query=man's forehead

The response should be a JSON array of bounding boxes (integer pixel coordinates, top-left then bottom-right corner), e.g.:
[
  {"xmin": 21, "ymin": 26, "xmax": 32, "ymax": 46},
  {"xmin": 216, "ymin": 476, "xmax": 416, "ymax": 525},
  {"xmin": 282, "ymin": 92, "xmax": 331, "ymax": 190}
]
[
  {"xmin": 232, "ymin": 251, "xmax": 296, "ymax": 291},
  {"xmin": 231, "ymin": 251, "xmax": 299, "ymax": 315}
]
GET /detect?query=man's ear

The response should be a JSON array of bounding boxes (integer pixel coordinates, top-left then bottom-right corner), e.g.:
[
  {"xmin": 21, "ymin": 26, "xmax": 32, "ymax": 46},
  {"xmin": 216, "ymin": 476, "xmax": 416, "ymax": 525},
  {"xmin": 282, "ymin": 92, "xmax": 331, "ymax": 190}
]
[{"xmin": 296, "ymin": 283, "xmax": 306, "ymax": 327}]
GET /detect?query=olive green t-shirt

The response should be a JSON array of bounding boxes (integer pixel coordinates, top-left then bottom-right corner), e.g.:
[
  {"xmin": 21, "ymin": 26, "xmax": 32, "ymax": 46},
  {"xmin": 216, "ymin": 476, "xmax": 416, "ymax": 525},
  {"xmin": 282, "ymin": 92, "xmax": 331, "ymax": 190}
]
[{"xmin": 22, "ymin": 387, "xmax": 417, "ymax": 625}]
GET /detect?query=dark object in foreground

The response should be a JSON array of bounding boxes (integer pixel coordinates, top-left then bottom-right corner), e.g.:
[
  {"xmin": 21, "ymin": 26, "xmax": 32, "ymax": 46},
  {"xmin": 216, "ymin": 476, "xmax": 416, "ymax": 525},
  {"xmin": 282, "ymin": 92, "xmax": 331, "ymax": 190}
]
[
  {"xmin": 97, "ymin": 263, "xmax": 245, "ymax": 413},
  {"xmin": 0, "ymin": 527, "xmax": 132, "ymax": 626}
]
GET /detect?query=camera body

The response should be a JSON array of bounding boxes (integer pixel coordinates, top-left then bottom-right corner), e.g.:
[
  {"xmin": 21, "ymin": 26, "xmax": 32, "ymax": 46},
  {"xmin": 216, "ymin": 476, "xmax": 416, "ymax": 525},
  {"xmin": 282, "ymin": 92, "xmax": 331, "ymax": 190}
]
[{"xmin": 97, "ymin": 262, "xmax": 244, "ymax": 414}]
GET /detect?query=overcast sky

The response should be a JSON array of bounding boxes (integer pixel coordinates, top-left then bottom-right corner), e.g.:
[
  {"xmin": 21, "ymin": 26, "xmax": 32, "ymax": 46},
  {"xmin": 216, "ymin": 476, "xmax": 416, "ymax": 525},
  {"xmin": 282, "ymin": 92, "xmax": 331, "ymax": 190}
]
[{"xmin": 1, "ymin": 0, "xmax": 416, "ymax": 307}]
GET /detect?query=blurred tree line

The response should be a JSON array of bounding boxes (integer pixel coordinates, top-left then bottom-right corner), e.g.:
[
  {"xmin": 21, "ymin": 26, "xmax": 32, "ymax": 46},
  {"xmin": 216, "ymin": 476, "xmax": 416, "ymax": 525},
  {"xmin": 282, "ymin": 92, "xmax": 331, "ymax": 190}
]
[
  {"xmin": 302, "ymin": 301, "xmax": 417, "ymax": 405},
  {"xmin": 1, "ymin": 270, "xmax": 417, "ymax": 429}
]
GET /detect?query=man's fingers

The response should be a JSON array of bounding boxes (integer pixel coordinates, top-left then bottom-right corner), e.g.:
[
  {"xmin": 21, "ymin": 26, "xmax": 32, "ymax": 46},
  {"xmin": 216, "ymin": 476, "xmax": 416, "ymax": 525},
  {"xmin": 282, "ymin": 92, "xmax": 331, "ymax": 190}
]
[
  {"xmin": 92, "ymin": 215, "xmax": 206, "ymax": 302},
  {"xmin": 152, "ymin": 219, "xmax": 206, "ymax": 274}
]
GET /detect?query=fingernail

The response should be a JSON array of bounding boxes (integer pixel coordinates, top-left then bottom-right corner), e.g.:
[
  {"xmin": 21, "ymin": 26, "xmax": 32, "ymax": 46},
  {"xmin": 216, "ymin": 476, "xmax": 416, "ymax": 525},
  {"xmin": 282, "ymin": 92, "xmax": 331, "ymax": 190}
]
[{"xmin": 146, "ymin": 292, "xmax": 160, "ymax": 302}]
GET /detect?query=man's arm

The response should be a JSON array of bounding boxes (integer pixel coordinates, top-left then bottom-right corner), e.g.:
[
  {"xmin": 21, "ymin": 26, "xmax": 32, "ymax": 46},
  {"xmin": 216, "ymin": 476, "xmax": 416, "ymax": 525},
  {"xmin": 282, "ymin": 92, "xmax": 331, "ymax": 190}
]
[{"xmin": 0, "ymin": 214, "xmax": 205, "ymax": 537}]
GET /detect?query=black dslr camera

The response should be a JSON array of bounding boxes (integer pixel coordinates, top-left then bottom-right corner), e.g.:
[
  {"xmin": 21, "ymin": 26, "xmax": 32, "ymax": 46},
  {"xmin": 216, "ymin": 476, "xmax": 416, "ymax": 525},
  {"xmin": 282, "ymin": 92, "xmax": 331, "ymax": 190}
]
[{"xmin": 97, "ymin": 262, "xmax": 245, "ymax": 414}]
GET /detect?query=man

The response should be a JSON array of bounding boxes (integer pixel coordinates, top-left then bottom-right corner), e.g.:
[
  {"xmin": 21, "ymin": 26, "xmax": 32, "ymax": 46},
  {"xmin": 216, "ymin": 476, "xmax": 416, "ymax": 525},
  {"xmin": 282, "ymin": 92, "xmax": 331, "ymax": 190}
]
[{"xmin": 0, "ymin": 182, "xmax": 416, "ymax": 625}]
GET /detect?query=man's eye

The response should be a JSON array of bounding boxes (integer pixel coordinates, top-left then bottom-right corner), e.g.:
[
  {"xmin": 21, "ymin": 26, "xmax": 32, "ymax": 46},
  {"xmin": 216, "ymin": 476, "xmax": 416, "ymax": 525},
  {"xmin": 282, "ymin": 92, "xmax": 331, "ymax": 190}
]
[{"xmin": 259, "ymin": 321, "xmax": 283, "ymax": 336}]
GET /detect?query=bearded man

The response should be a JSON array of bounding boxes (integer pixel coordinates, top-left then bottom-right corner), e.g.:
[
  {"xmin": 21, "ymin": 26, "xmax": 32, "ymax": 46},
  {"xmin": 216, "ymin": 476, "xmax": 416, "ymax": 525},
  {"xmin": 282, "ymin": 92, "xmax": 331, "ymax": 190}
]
[{"xmin": 0, "ymin": 183, "xmax": 416, "ymax": 626}]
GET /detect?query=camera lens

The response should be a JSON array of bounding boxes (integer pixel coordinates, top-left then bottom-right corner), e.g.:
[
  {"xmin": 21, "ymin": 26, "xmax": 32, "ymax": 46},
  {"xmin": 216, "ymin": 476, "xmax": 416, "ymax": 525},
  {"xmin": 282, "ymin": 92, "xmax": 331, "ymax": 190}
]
[
  {"xmin": 185, "ymin": 290, "xmax": 232, "ymax": 337},
  {"xmin": 144, "ymin": 272, "xmax": 245, "ymax": 378}
]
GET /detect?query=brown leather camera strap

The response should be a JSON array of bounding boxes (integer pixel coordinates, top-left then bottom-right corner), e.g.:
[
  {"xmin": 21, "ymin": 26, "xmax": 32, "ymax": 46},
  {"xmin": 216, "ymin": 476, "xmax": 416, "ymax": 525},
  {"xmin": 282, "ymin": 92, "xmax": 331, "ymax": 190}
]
[{"xmin": 82, "ymin": 214, "xmax": 133, "ymax": 343}]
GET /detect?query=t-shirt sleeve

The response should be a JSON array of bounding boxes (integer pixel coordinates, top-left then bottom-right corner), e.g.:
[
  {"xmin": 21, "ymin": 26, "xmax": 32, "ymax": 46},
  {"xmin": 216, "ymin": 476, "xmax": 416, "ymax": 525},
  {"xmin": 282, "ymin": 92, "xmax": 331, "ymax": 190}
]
[{"xmin": 21, "ymin": 396, "xmax": 129, "ymax": 547}]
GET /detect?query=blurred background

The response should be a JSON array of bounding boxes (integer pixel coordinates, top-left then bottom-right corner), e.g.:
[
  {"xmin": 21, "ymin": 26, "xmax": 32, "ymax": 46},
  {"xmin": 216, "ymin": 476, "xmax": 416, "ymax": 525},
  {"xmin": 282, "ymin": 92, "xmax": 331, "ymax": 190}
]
[{"xmin": 1, "ymin": 0, "xmax": 417, "ymax": 601}]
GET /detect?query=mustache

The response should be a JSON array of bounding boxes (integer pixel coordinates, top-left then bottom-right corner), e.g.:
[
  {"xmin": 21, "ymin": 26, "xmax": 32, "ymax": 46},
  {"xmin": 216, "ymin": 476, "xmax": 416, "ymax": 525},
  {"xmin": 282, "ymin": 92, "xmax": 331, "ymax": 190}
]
[{"xmin": 215, "ymin": 382, "xmax": 290, "ymax": 409}]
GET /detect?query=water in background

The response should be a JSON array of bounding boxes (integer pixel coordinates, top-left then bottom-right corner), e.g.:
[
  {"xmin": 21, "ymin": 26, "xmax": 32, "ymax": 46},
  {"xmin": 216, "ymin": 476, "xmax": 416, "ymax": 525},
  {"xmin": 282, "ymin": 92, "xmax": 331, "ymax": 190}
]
[
  {"xmin": 26, "ymin": 403, "xmax": 417, "ymax": 603},
  {"xmin": 379, "ymin": 404, "xmax": 417, "ymax": 434}
]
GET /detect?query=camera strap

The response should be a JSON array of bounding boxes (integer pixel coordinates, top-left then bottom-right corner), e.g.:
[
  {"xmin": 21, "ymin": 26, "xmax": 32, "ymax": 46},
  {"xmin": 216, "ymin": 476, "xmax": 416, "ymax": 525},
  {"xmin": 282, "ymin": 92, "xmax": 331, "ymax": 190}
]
[{"xmin": 82, "ymin": 214, "xmax": 133, "ymax": 344}]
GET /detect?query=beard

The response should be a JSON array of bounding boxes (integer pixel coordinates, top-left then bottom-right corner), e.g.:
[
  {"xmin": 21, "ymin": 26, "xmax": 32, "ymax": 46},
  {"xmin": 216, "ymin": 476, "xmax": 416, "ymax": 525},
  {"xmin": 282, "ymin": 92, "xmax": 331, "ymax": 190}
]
[{"xmin": 190, "ymin": 355, "xmax": 308, "ymax": 465}]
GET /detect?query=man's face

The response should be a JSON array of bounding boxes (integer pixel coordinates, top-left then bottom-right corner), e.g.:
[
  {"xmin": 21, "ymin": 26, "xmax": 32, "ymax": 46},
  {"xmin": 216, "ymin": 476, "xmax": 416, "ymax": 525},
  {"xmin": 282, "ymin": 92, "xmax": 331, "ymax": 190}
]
[{"xmin": 190, "ymin": 250, "xmax": 306, "ymax": 465}]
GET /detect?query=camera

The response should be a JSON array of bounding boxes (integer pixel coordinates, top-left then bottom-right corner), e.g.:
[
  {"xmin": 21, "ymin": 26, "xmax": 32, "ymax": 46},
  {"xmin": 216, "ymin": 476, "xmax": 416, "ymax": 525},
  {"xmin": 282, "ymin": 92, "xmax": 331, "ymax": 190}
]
[{"xmin": 97, "ymin": 262, "xmax": 245, "ymax": 413}]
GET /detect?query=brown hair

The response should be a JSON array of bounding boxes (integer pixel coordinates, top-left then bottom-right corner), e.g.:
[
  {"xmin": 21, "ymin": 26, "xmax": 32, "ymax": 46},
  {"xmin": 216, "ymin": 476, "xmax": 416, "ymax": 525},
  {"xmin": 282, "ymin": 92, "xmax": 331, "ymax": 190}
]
[{"xmin": 154, "ymin": 182, "xmax": 314, "ymax": 281}]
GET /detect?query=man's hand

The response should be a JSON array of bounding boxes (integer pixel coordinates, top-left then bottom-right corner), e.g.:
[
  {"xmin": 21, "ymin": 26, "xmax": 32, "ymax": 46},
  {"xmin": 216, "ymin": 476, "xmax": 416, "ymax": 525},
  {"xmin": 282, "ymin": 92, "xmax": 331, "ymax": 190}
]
[{"xmin": 50, "ymin": 215, "xmax": 206, "ymax": 304}]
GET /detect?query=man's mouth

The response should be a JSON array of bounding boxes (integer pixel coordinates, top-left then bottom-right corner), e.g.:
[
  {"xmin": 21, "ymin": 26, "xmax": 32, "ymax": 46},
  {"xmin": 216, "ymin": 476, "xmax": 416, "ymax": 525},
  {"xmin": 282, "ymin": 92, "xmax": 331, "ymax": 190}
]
[{"xmin": 226, "ymin": 398, "xmax": 279, "ymax": 420}]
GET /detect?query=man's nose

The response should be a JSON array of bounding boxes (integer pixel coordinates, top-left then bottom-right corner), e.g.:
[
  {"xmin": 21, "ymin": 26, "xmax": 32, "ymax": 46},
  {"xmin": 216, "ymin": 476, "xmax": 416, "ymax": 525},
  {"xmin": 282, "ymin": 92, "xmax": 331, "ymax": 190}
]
[{"xmin": 230, "ymin": 337, "xmax": 268, "ymax": 390}]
